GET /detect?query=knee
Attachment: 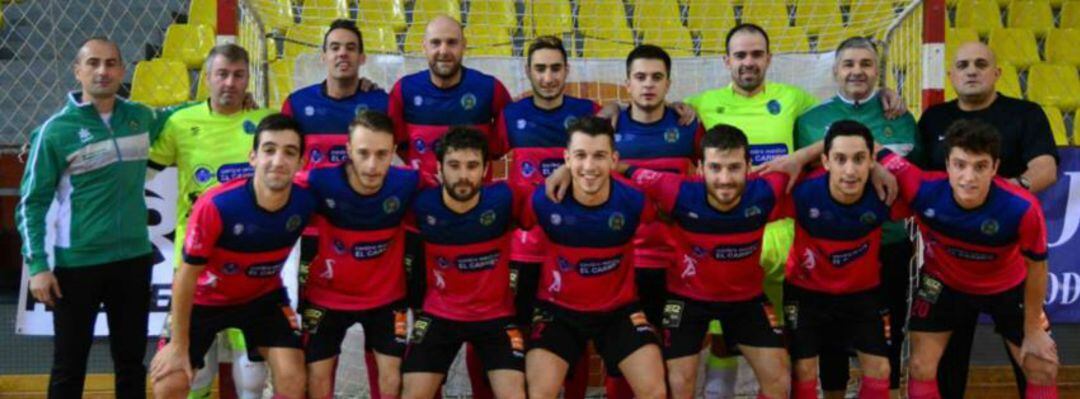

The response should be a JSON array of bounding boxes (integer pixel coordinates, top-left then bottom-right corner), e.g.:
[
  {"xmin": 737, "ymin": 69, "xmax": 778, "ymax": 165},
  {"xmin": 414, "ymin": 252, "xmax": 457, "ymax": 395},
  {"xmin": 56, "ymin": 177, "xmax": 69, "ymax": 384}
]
[
  {"xmin": 306, "ymin": 372, "xmax": 333, "ymax": 398},
  {"xmin": 526, "ymin": 381, "xmax": 560, "ymax": 399},
  {"xmin": 1023, "ymin": 358, "xmax": 1058, "ymax": 385},
  {"xmin": 761, "ymin": 370, "xmax": 791, "ymax": 399},
  {"xmin": 379, "ymin": 371, "xmax": 402, "ymax": 395},
  {"xmin": 637, "ymin": 383, "xmax": 668, "ymax": 399},
  {"xmin": 152, "ymin": 372, "xmax": 190, "ymax": 399},
  {"xmin": 794, "ymin": 360, "xmax": 819, "ymax": 381},
  {"xmin": 908, "ymin": 355, "xmax": 937, "ymax": 381},
  {"xmin": 666, "ymin": 368, "xmax": 696, "ymax": 398},
  {"xmin": 864, "ymin": 357, "xmax": 891, "ymax": 380},
  {"xmin": 273, "ymin": 368, "xmax": 307, "ymax": 397}
]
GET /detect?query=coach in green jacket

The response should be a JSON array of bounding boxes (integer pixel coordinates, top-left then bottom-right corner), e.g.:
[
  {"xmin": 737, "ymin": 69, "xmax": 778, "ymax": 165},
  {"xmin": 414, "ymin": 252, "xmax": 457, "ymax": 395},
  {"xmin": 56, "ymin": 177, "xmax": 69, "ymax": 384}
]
[{"xmin": 15, "ymin": 37, "xmax": 165, "ymax": 399}]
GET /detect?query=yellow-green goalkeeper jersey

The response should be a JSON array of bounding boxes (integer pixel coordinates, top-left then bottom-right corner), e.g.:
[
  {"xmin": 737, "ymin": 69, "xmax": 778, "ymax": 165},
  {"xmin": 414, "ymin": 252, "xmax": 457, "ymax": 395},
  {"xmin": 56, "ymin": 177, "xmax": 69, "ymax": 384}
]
[{"xmin": 148, "ymin": 102, "xmax": 275, "ymax": 265}]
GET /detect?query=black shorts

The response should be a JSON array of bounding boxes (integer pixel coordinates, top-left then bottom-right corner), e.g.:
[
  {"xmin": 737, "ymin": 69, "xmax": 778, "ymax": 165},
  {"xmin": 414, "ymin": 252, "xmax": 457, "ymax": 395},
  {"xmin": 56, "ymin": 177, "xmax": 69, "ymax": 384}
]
[
  {"xmin": 783, "ymin": 284, "xmax": 890, "ymax": 360},
  {"xmin": 401, "ymin": 314, "xmax": 524, "ymax": 374},
  {"xmin": 301, "ymin": 300, "xmax": 409, "ymax": 363},
  {"xmin": 187, "ymin": 289, "xmax": 302, "ymax": 370},
  {"xmin": 636, "ymin": 268, "xmax": 668, "ymax": 327},
  {"xmin": 510, "ymin": 261, "xmax": 541, "ymax": 328},
  {"xmin": 661, "ymin": 294, "xmax": 784, "ymax": 360},
  {"xmin": 404, "ymin": 231, "xmax": 425, "ymax": 309},
  {"xmin": 909, "ymin": 274, "xmax": 1025, "ymax": 346},
  {"xmin": 528, "ymin": 302, "xmax": 659, "ymax": 376}
]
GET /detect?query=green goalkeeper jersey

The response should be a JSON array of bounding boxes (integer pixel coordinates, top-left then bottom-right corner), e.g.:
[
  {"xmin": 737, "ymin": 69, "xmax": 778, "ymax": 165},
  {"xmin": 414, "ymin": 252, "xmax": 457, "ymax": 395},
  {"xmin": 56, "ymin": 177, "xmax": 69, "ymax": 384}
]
[{"xmin": 148, "ymin": 102, "xmax": 275, "ymax": 264}]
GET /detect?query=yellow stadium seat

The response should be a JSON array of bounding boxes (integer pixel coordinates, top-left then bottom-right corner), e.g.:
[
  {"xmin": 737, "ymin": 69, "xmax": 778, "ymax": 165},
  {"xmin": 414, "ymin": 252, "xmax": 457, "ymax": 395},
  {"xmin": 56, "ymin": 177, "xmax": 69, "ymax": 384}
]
[
  {"xmin": 466, "ymin": 24, "xmax": 512, "ymax": 49},
  {"xmin": 188, "ymin": 0, "xmax": 216, "ymax": 32},
  {"xmin": 742, "ymin": 0, "xmax": 791, "ymax": 31},
  {"xmin": 362, "ymin": 25, "xmax": 400, "ymax": 54},
  {"xmin": 523, "ymin": 0, "xmax": 573, "ymax": 37},
  {"xmin": 1027, "ymin": 63, "xmax": 1080, "ymax": 110},
  {"xmin": 195, "ymin": 69, "xmax": 210, "ymax": 101},
  {"xmin": 254, "ymin": 0, "xmax": 296, "ymax": 31},
  {"xmin": 848, "ymin": 1, "xmax": 895, "ymax": 36},
  {"xmin": 987, "ymin": 28, "xmax": 1040, "ymax": 69},
  {"xmin": 633, "ymin": 0, "xmax": 684, "ymax": 32},
  {"xmin": 770, "ymin": 26, "xmax": 810, "ymax": 53},
  {"xmin": 130, "ymin": 59, "xmax": 191, "ymax": 108},
  {"xmin": 269, "ymin": 58, "xmax": 295, "ymax": 110},
  {"xmin": 1042, "ymin": 106, "xmax": 1070, "ymax": 146},
  {"xmin": 688, "ymin": 0, "xmax": 735, "ymax": 33},
  {"xmin": 1045, "ymin": 29, "xmax": 1080, "ymax": 67},
  {"xmin": 816, "ymin": 25, "xmax": 854, "ymax": 53},
  {"xmin": 161, "ymin": 24, "xmax": 216, "ymax": 70},
  {"xmin": 794, "ymin": 0, "xmax": 842, "ymax": 35},
  {"xmin": 300, "ymin": 0, "xmax": 347, "ymax": 27},
  {"xmin": 413, "ymin": 0, "xmax": 461, "ymax": 25},
  {"xmin": 640, "ymin": 25, "xmax": 696, "ymax": 56},
  {"xmin": 469, "ymin": 0, "xmax": 516, "ymax": 33},
  {"xmin": 1062, "ymin": 1, "xmax": 1080, "ymax": 29},
  {"xmin": 945, "ymin": 62, "xmax": 1022, "ymax": 99},
  {"xmin": 1006, "ymin": 0, "xmax": 1053, "ymax": 37},
  {"xmin": 358, "ymin": 0, "xmax": 407, "ymax": 33},
  {"xmin": 582, "ymin": 37, "xmax": 636, "ymax": 58},
  {"xmin": 283, "ymin": 25, "xmax": 328, "ymax": 58},
  {"xmin": 578, "ymin": 0, "xmax": 633, "ymax": 41},
  {"xmin": 954, "ymin": 0, "xmax": 1003, "ymax": 36},
  {"xmin": 404, "ymin": 23, "xmax": 426, "ymax": 53},
  {"xmin": 945, "ymin": 28, "xmax": 979, "ymax": 65},
  {"xmin": 1075, "ymin": 109, "xmax": 1080, "ymax": 146}
]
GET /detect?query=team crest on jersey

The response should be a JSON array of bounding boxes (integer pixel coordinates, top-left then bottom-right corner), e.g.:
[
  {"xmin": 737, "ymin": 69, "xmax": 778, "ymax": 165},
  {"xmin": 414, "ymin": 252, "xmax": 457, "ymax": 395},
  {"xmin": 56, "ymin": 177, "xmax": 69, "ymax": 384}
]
[
  {"xmin": 608, "ymin": 212, "xmax": 626, "ymax": 231},
  {"xmin": 233, "ymin": 223, "xmax": 245, "ymax": 236},
  {"xmin": 516, "ymin": 118, "xmax": 527, "ymax": 130},
  {"xmin": 304, "ymin": 106, "xmax": 315, "ymax": 116},
  {"xmin": 550, "ymin": 213, "xmax": 562, "ymax": 226},
  {"xmin": 78, "ymin": 128, "xmax": 93, "ymax": 144},
  {"xmin": 860, "ymin": 211, "xmax": 878, "ymax": 225},
  {"xmin": 767, "ymin": 100, "xmax": 781, "ymax": 115},
  {"xmin": 383, "ymin": 196, "xmax": 401, "ymax": 214},
  {"xmin": 354, "ymin": 103, "xmax": 368, "ymax": 115},
  {"xmin": 222, "ymin": 262, "xmax": 240, "ymax": 275},
  {"xmin": 286, "ymin": 214, "xmax": 303, "ymax": 232},
  {"xmin": 714, "ymin": 106, "xmax": 726, "ymax": 114},
  {"xmin": 333, "ymin": 239, "xmax": 347, "ymax": 255},
  {"xmin": 461, "ymin": 93, "xmax": 477, "ymax": 110},
  {"xmin": 884, "ymin": 126, "xmax": 894, "ymax": 138},
  {"xmin": 413, "ymin": 95, "xmax": 424, "ymax": 106},
  {"xmin": 480, "ymin": 209, "xmax": 497, "ymax": 226},
  {"xmin": 521, "ymin": 161, "xmax": 536, "ymax": 177},
  {"xmin": 129, "ymin": 120, "xmax": 140, "ymax": 130},
  {"xmin": 981, "ymin": 219, "xmax": 1000, "ymax": 235},
  {"xmin": 664, "ymin": 128, "xmax": 680, "ymax": 143},
  {"xmin": 745, "ymin": 206, "xmax": 762, "ymax": 218},
  {"xmin": 414, "ymin": 139, "xmax": 427, "ymax": 153},
  {"xmin": 563, "ymin": 116, "xmax": 578, "ymax": 129},
  {"xmin": 194, "ymin": 167, "xmax": 213, "ymax": 185},
  {"xmin": 243, "ymin": 120, "xmax": 257, "ymax": 134}
]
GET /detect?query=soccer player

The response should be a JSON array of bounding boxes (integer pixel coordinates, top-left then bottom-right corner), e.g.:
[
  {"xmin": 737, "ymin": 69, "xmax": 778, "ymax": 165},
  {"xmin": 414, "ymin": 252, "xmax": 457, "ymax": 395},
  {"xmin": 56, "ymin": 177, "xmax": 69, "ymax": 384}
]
[
  {"xmin": 148, "ymin": 43, "xmax": 276, "ymax": 399},
  {"xmin": 299, "ymin": 111, "xmax": 433, "ymax": 399},
  {"xmin": 916, "ymin": 42, "xmax": 1059, "ymax": 399},
  {"xmin": 400, "ymin": 127, "xmax": 526, "ymax": 399},
  {"xmin": 619, "ymin": 125, "xmax": 791, "ymax": 399},
  {"xmin": 150, "ymin": 114, "xmax": 315, "ymax": 399},
  {"xmin": 522, "ymin": 116, "xmax": 666, "ymax": 399},
  {"xmin": 878, "ymin": 119, "xmax": 1059, "ymax": 399},
  {"xmin": 18, "ymin": 37, "xmax": 163, "ymax": 399},
  {"xmin": 493, "ymin": 35, "xmax": 600, "ymax": 399},
  {"xmin": 794, "ymin": 37, "xmax": 919, "ymax": 399},
  {"xmin": 783, "ymin": 120, "xmax": 909, "ymax": 399}
]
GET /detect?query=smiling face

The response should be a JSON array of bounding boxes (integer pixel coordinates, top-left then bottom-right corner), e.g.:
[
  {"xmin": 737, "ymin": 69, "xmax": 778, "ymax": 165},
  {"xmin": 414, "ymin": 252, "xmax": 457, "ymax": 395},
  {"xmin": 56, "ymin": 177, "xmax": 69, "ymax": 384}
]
[
  {"xmin": 946, "ymin": 147, "xmax": 999, "ymax": 209},
  {"xmin": 346, "ymin": 125, "xmax": 395, "ymax": 194},
  {"xmin": 565, "ymin": 131, "xmax": 617, "ymax": 198},
  {"xmin": 528, "ymin": 48, "xmax": 568, "ymax": 102},
  {"xmin": 250, "ymin": 129, "xmax": 303, "ymax": 191},
  {"xmin": 322, "ymin": 27, "xmax": 365, "ymax": 81},
  {"xmin": 822, "ymin": 135, "xmax": 873, "ymax": 203},
  {"xmin": 700, "ymin": 147, "xmax": 749, "ymax": 210},
  {"xmin": 626, "ymin": 58, "xmax": 670, "ymax": 113},
  {"xmin": 725, "ymin": 31, "xmax": 771, "ymax": 94},
  {"xmin": 834, "ymin": 47, "xmax": 878, "ymax": 101},
  {"xmin": 439, "ymin": 147, "xmax": 486, "ymax": 203},
  {"xmin": 423, "ymin": 16, "xmax": 466, "ymax": 81},
  {"xmin": 74, "ymin": 40, "xmax": 124, "ymax": 99}
]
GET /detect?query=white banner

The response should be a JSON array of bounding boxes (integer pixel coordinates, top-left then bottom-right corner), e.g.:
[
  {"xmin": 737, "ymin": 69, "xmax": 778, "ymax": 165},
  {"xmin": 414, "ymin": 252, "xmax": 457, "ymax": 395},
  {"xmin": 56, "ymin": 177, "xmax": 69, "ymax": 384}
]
[{"xmin": 15, "ymin": 168, "xmax": 301, "ymax": 336}]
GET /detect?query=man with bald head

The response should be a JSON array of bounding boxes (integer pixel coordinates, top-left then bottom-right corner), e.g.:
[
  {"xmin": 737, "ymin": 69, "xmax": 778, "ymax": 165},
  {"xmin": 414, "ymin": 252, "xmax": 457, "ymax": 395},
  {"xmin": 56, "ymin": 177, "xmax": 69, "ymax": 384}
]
[
  {"xmin": 915, "ymin": 41, "xmax": 1059, "ymax": 399},
  {"xmin": 17, "ymin": 37, "xmax": 165, "ymax": 398}
]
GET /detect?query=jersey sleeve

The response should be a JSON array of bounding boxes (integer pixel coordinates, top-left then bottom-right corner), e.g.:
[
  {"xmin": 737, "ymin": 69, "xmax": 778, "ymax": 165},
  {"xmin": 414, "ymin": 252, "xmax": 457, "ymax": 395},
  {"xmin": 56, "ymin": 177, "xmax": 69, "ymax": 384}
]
[
  {"xmin": 387, "ymin": 80, "xmax": 408, "ymax": 146},
  {"xmin": 889, "ymin": 196, "xmax": 913, "ymax": 221},
  {"xmin": 1020, "ymin": 103, "xmax": 1060, "ymax": 167},
  {"xmin": 488, "ymin": 80, "xmax": 514, "ymax": 159},
  {"xmin": 760, "ymin": 172, "xmax": 791, "ymax": 221},
  {"xmin": 628, "ymin": 167, "xmax": 683, "ymax": 214},
  {"xmin": 877, "ymin": 149, "xmax": 923, "ymax": 205},
  {"xmin": 518, "ymin": 191, "xmax": 538, "ymax": 230},
  {"xmin": 16, "ymin": 126, "xmax": 66, "ymax": 275},
  {"xmin": 492, "ymin": 110, "xmax": 510, "ymax": 160},
  {"xmin": 1019, "ymin": 201, "xmax": 1049, "ymax": 261},
  {"xmin": 693, "ymin": 122, "xmax": 706, "ymax": 153},
  {"xmin": 281, "ymin": 95, "xmax": 295, "ymax": 117},
  {"xmin": 182, "ymin": 196, "xmax": 223, "ymax": 265},
  {"xmin": 148, "ymin": 118, "xmax": 178, "ymax": 170}
]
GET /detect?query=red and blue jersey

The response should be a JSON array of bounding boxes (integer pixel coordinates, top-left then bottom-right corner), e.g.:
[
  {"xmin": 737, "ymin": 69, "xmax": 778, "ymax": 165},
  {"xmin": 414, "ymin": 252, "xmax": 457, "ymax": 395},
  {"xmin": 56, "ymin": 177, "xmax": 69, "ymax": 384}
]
[
  {"xmin": 183, "ymin": 178, "xmax": 316, "ymax": 306},
  {"xmin": 614, "ymin": 107, "xmax": 704, "ymax": 269},
  {"xmin": 879, "ymin": 150, "xmax": 1048, "ymax": 295},
  {"xmin": 388, "ymin": 67, "xmax": 512, "ymax": 175},
  {"xmin": 494, "ymin": 96, "xmax": 600, "ymax": 263},
  {"xmin": 281, "ymin": 82, "xmax": 390, "ymax": 169},
  {"xmin": 522, "ymin": 180, "xmax": 656, "ymax": 312},
  {"xmin": 411, "ymin": 182, "xmax": 524, "ymax": 321},
  {"xmin": 299, "ymin": 165, "xmax": 431, "ymax": 311},
  {"xmin": 782, "ymin": 170, "xmax": 911, "ymax": 294},
  {"xmin": 628, "ymin": 168, "xmax": 788, "ymax": 302}
]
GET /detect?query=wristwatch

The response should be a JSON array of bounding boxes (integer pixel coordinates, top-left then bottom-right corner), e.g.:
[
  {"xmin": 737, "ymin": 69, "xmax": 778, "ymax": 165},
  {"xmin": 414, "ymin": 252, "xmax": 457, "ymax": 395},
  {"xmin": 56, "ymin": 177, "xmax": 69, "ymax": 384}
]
[{"xmin": 1018, "ymin": 175, "xmax": 1032, "ymax": 190}]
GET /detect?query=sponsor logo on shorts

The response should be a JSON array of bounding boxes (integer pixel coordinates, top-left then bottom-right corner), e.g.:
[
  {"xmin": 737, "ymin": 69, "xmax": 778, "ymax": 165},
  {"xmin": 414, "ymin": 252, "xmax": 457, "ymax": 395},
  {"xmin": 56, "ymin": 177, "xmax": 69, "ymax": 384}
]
[
  {"xmin": 246, "ymin": 261, "xmax": 285, "ymax": 277},
  {"xmin": 828, "ymin": 241, "xmax": 871, "ymax": 267},
  {"xmin": 762, "ymin": 302, "xmax": 781, "ymax": 333},
  {"xmin": 506, "ymin": 327, "xmax": 525, "ymax": 356},
  {"xmin": 281, "ymin": 305, "xmax": 301, "ymax": 334},
  {"xmin": 712, "ymin": 241, "xmax": 760, "ymax": 261},
  {"xmin": 394, "ymin": 310, "xmax": 408, "ymax": 342},
  {"xmin": 302, "ymin": 306, "xmax": 325, "ymax": 333},
  {"xmin": 352, "ymin": 240, "xmax": 392, "ymax": 260},
  {"xmin": 662, "ymin": 301, "xmax": 684, "ymax": 328},
  {"xmin": 411, "ymin": 317, "xmax": 432, "ymax": 343},
  {"xmin": 784, "ymin": 303, "xmax": 799, "ymax": 330},
  {"xmin": 455, "ymin": 250, "xmax": 501, "ymax": 272},
  {"xmin": 576, "ymin": 255, "xmax": 623, "ymax": 276},
  {"xmin": 629, "ymin": 311, "xmax": 654, "ymax": 333}
]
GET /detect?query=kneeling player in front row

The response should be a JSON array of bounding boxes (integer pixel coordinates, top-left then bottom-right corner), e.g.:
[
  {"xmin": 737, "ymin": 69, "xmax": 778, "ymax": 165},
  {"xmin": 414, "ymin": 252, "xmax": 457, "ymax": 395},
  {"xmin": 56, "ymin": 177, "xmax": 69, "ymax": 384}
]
[
  {"xmin": 151, "ymin": 114, "xmax": 314, "ymax": 399},
  {"xmin": 878, "ymin": 120, "xmax": 1059, "ymax": 399},
  {"xmin": 400, "ymin": 127, "xmax": 526, "ymax": 399}
]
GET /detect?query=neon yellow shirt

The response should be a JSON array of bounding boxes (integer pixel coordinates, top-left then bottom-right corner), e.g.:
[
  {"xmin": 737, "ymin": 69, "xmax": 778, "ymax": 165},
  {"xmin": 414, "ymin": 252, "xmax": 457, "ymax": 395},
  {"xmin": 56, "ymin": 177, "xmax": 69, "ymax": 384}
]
[
  {"xmin": 685, "ymin": 82, "xmax": 818, "ymax": 165},
  {"xmin": 148, "ymin": 102, "xmax": 275, "ymax": 264}
]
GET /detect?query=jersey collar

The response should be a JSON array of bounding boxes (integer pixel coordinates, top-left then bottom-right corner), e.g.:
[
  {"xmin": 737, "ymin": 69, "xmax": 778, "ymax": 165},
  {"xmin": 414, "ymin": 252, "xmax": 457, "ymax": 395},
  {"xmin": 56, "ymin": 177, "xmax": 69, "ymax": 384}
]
[{"xmin": 835, "ymin": 90, "xmax": 879, "ymax": 107}]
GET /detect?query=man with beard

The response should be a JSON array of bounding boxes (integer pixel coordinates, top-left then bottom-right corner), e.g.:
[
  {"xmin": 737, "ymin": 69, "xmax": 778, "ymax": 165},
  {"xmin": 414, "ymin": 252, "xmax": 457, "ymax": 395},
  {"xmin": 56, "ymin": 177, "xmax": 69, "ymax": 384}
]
[
  {"xmin": 522, "ymin": 116, "xmax": 666, "ymax": 399},
  {"xmin": 619, "ymin": 125, "xmax": 791, "ymax": 399},
  {"xmin": 493, "ymin": 35, "xmax": 600, "ymax": 399},
  {"xmin": 400, "ymin": 127, "xmax": 526, "ymax": 399},
  {"xmin": 150, "ymin": 114, "xmax": 315, "ymax": 399}
]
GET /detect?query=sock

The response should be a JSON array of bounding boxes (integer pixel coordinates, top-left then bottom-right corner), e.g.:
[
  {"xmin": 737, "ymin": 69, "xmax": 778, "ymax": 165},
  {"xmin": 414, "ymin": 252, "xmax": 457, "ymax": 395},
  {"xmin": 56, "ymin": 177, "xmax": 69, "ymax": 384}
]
[
  {"xmin": 604, "ymin": 376, "xmax": 634, "ymax": 399},
  {"xmin": 365, "ymin": 352, "xmax": 381, "ymax": 399},
  {"xmin": 793, "ymin": 379, "xmax": 818, "ymax": 399},
  {"xmin": 704, "ymin": 356, "xmax": 738, "ymax": 399},
  {"xmin": 466, "ymin": 344, "xmax": 494, "ymax": 399},
  {"xmin": 858, "ymin": 376, "xmax": 890, "ymax": 399},
  {"xmin": 907, "ymin": 378, "xmax": 940, "ymax": 399},
  {"xmin": 231, "ymin": 349, "xmax": 268, "ymax": 399},
  {"xmin": 1026, "ymin": 384, "xmax": 1059, "ymax": 399},
  {"xmin": 563, "ymin": 356, "xmax": 589, "ymax": 399}
]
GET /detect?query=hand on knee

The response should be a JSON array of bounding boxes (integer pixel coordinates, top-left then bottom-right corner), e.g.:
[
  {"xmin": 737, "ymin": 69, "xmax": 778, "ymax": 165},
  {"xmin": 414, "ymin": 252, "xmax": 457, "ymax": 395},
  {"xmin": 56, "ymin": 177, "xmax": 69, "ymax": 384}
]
[
  {"xmin": 152, "ymin": 371, "xmax": 191, "ymax": 399},
  {"xmin": 1023, "ymin": 356, "xmax": 1059, "ymax": 385}
]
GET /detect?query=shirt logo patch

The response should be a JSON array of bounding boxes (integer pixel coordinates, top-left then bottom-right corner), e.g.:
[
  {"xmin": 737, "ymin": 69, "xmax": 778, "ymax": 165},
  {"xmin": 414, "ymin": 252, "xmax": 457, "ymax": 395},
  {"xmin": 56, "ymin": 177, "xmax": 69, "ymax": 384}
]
[
  {"xmin": 745, "ymin": 206, "xmax": 762, "ymax": 218},
  {"xmin": 413, "ymin": 95, "xmax": 423, "ymax": 106},
  {"xmin": 809, "ymin": 207, "xmax": 820, "ymax": 219},
  {"xmin": 78, "ymin": 128, "xmax": 93, "ymax": 144},
  {"xmin": 981, "ymin": 219, "xmax": 1000, "ymax": 236},
  {"xmin": 194, "ymin": 167, "xmax": 213, "ymax": 185},
  {"xmin": 608, "ymin": 212, "xmax": 626, "ymax": 231},
  {"xmin": 664, "ymin": 128, "xmax": 679, "ymax": 143},
  {"xmin": 480, "ymin": 209, "xmax": 497, "ymax": 226},
  {"xmin": 129, "ymin": 120, "xmax": 140, "ymax": 130},
  {"xmin": 383, "ymin": 196, "xmax": 401, "ymax": 214},
  {"xmin": 860, "ymin": 211, "xmax": 878, "ymax": 225},
  {"xmin": 233, "ymin": 223, "xmax": 244, "ymax": 236},
  {"xmin": 243, "ymin": 120, "xmax": 257, "ymax": 134},
  {"xmin": 556, "ymin": 256, "xmax": 573, "ymax": 271},
  {"xmin": 354, "ymin": 103, "xmax": 368, "ymax": 115},
  {"xmin": 516, "ymin": 118, "xmax": 527, "ymax": 130},
  {"xmin": 924, "ymin": 208, "xmax": 936, "ymax": 218},
  {"xmin": 767, "ymin": 100, "xmax": 781, "ymax": 115},
  {"xmin": 563, "ymin": 116, "xmax": 578, "ymax": 129},
  {"xmin": 286, "ymin": 214, "xmax": 303, "ymax": 231},
  {"xmin": 304, "ymin": 106, "xmax": 315, "ymax": 116},
  {"xmin": 521, "ymin": 161, "xmax": 536, "ymax": 177},
  {"xmin": 884, "ymin": 126, "xmax": 894, "ymax": 138},
  {"xmin": 550, "ymin": 213, "xmax": 562, "ymax": 226},
  {"xmin": 436, "ymin": 256, "xmax": 451, "ymax": 269},
  {"xmin": 326, "ymin": 198, "xmax": 336, "ymax": 209},
  {"xmin": 426, "ymin": 215, "xmax": 437, "ymax": 226},
  {"xmin": 461, "ymin": 93, "xmax": 477, "ymax": 110}
]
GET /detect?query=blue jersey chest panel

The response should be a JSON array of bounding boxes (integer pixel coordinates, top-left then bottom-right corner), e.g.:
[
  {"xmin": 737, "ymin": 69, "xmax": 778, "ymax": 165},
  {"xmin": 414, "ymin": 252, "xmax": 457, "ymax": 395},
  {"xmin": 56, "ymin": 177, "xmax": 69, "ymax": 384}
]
[
  {"xmin": 672, "ymin": 178, "xmax": 777, "ymax": 234},
  {"xmin": 290, "ymin": 83, "xmax": 389, "ymax": 134},
  {"xmin": 614, "ymin": 108, "xmax": 697, "ymax": 159},
  {"xmin": 308, "ymin": 166, "xmax": 418, "ymax": 230},
  {"xmin": 533, "ymin": 180, "xmax": 644, "ymax": 248},
  {"xmin": 413, "ymin": 183, "xmax": 514, "ymax": 245},
  {"xmin": 212, "ymin": 181, "xmax": 315, "ymax": 252},
  {"xmin": 912, "ymin": 181, "xmax": 1028, "ymax": 246},
  {"xmin": 504, "ymin": 97, "xmax": 596, "ymax": 148},
  {"xmin": 400, "ymin": 68, "xmax": 497, "ymax": 125},
  {"xmin": 792, "ymin": 175, "xmax": 890, "ymax": 240}
]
